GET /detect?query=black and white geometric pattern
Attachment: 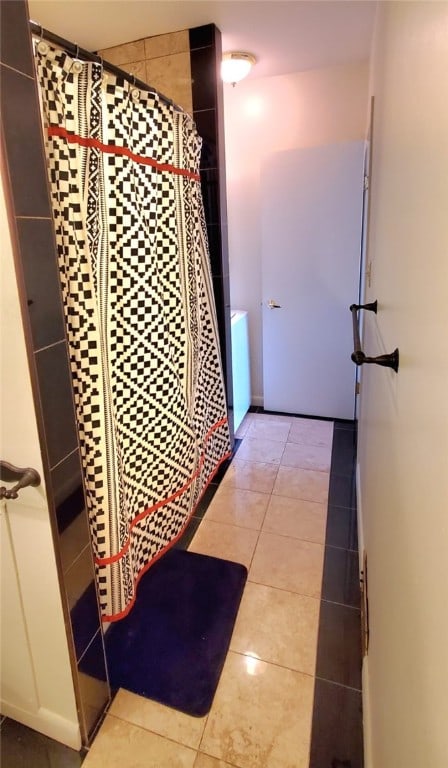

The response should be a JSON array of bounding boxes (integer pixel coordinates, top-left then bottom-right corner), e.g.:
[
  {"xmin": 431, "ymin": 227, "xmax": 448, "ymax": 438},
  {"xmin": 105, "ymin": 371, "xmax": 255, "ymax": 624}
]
[{"xmin": 35, "ymin": 44, "xmax": 231, "ymax": 621}]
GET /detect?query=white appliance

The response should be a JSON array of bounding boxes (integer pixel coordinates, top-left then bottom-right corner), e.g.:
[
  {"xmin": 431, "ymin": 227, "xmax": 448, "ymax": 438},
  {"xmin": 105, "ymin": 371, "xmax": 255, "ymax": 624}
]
[{"xmin": 230, "ymin": 310, "xmax": 251, "ymax": 432}]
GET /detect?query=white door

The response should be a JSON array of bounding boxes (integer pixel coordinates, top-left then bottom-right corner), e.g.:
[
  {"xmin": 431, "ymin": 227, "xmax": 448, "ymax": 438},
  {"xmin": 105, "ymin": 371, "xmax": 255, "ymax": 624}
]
[
  {"xmin": 261, "ymin": 141, "xmax": 365, "ymax": 419},
  {"xmin": 0, "ymin": 173, "xmax": 80, "ymax": 748}
]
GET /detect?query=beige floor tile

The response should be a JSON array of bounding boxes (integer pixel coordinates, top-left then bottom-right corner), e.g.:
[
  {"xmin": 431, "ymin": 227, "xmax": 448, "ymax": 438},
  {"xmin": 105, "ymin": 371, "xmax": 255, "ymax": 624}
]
[
  {"xmin": 249, "ymin": 532, "xmax": 324, "ymax": 598},
  {"xmin": 251, "ymin": 413, "xmax": 294, "ymax": 423},
  {"xmin": 83, "ymin": 715, "xmax": 197, "ymax": 767},
  {"xmin": 246, "ymin": 417, "xmax": 290, "ymax": 443},
  {"xmin": 200, "ymin": 651, "xmax": 314, "ymax": 768},
  {"xmin": 204, "ymin": 487, "xmax": 270, "ymax": 530},
  {"xmin": 234, "ymin": 414, "xmax": 253, "ymax": 438},
  {"xmin": 109, "ymin": 689, "xmax": 206, "ymax": 750},
  {"xmin": 288, "ymin": 418, "xmax": 334, "ymax": 447},
  {"xmin": 262, "ymin": 495, "xmax": 327, "ymax": 544},
  {"xmin": 281, "ymin": 441, "xmax": 331, "ymax": 472},
  {"xmin": 230, "ymin": 581, "xmax": 320, "ymax": 674},
  {"xmin": 194, "ymin": 755, "xmax": 235, "ymax": 768},
  {"xmin": 188, "ymin": 519, "xmax": 258, "ymax": 569},
  {"xmin": 273, "ymin": 465, "xmax": 329, "ymax": 504},
  {"xmin": 220, "ymin": 459, "xmax": 278, "ymax": 494},
  {"xmin": 234, "ymin": 436, "xmax": 285, "ymax": 464}
]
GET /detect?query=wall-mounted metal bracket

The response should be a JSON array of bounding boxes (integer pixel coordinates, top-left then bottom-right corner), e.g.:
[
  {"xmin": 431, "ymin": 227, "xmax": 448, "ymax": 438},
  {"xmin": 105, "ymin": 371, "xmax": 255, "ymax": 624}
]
[
  {"xmin": 350, "ymin": 301, "xmax": 399, "ymax": 373},
  {"xmin": 0, "ymin": 460, "xmax": 41, "ymax": 500}
]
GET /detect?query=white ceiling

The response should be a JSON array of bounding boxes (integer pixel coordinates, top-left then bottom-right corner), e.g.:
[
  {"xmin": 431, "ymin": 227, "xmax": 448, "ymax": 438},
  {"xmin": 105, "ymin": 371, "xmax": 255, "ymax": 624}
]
[{"xmin": 28, "ymin": 0, "xmax": 377, "ymax": 80}]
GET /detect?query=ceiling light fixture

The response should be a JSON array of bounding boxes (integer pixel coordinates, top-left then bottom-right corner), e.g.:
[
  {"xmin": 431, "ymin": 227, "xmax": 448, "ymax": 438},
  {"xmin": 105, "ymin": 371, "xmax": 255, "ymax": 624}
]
[{"xmin": 221, "ymin": 52, "xmax": 256, "ymax": 86}]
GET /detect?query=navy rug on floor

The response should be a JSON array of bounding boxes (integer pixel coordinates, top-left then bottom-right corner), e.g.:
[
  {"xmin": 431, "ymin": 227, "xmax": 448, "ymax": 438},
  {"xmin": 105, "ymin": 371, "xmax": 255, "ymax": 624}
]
[{"xmin": 104, "ymin": 548, "xmax": 247, "ymax": 717}]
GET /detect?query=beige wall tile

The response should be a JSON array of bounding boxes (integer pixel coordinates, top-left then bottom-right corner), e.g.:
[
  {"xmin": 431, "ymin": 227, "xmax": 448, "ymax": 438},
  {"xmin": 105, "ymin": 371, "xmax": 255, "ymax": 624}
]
[
  {"xmin": 98, "ymin": 39, "xmax": 145, "ymax": 66},
  {"xmin": 146, "ymin": 52, "xmax": 192, "ymax": 113},
  {"xmin": 118, "ymin": 60, "xmax": 147, "ymax": 83},
  {"xmin": 144, "ymin": 30, "xmax": 190, "ymax": 59}
]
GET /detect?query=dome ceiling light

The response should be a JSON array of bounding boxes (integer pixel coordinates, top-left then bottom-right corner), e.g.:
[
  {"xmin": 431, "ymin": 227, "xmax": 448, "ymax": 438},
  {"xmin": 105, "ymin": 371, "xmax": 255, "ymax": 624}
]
[{"xmin": 221, "ymin": 52, "xmax": 256, "ymax": 86}]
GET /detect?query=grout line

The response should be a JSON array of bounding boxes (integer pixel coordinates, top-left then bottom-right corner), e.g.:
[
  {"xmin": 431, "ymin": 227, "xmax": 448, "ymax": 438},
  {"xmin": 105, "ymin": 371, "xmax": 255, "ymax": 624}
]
[
  {"xmin": 35, "ymin": 337, "xmax": 66, "ymax": 354},
  {"xmin": 0, "ymin": 60, "xmax": 35, "ymax": 80},
  {"xmin": 315, "ymin": 675, "xmax": 362, "ymax": 694},
  {"xmin": 247, "ymin": 575, "xmax": 322, "ymax": 602},
  {"xmin": 244, "ymin": 578, "xmax": 321, "ymax": 602},
  {"xmin": 197, "ymin": 748, "xmax": 242, "ymax": 768},
  {"xmin": 106, "ymin": 711, "xmax": 206, "ymax": 752},
  {"xmin": 320, "ymin": 597, "xmax": 360, "ymax": 611},
  {"xmin": 50, "ymin": 445, "xmax": 79, "ymax": 472},
  {"xmin": 325, "ymin": 542, "xmax": 359, "ymax": 554},
  {"xmin": 229, "ymin": 648, "xmax": 317, "ymax": 681},
  {"xmin": 77, "ymin": 626, "xmax": 103, "ymax": 667},
  {"xmin": 15, "ymin": 215, "xmax": 53, "ymax": 220}
]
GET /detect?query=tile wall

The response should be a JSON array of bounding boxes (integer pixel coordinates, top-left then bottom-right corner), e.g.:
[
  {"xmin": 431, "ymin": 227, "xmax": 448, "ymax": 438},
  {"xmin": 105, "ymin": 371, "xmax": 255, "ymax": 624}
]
[
  {"xmin": 0, "ymin": 0, "xmax": 110, "ymax": 745},
  {"xmin": 98, "ymin": 31, "xmax": 193, "ymax": 114},
  {"xmin": 189, "ymin": 24, "xmax": 234, "ymax": 440}
]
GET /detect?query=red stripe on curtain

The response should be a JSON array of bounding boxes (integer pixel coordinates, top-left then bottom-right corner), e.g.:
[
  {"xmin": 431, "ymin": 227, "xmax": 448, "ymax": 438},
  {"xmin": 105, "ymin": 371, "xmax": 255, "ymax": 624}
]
[
  {"xmin": 95, "ymin": 416, "xmax": 230, "ymax": 567},
  {"xmin": 101, "ymin": 447, "xmax": 232, "ymax": 623},
  {"xmin": 47, "ymin": 125, "xmax": 201, "ymax": 181}
]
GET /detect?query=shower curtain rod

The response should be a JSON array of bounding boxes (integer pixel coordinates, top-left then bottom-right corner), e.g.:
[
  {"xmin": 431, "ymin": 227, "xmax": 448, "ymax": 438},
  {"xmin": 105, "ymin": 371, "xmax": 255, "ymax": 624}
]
[{"xmin": 29, "ymin": 20, "xmax": 185, "ymax": 113}]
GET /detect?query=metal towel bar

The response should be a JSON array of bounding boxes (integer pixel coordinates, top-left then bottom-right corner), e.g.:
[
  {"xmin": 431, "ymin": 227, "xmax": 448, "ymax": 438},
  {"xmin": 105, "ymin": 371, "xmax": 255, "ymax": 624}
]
[
  {"xmin": 0, "ymin": 460, "xmax": 41, "ymax": 500},
  {"xmin": 350, "ymin": 301, "xmax": 399, "ymax": 373}
]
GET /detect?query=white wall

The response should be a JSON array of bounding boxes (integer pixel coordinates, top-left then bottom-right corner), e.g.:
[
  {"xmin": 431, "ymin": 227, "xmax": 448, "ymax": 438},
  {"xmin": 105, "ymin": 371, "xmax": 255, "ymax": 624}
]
[
  {"xmin": 0, "ymin": 169, "xmax": 80, "ymax": 748},
  {"xmin": 224, "ymin": 59, "xmax": 369, "ymax": 403},
  {"xmin": 358, "ymin": 3, "xmax": 448, "ymax": 766}
]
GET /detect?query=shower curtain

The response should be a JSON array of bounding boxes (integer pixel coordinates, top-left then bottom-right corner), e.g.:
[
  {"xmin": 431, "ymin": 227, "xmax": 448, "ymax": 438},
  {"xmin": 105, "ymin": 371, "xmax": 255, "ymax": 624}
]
[{"xmin": 35, "ymin": 43, "xmax": 231, "ymax": 622}]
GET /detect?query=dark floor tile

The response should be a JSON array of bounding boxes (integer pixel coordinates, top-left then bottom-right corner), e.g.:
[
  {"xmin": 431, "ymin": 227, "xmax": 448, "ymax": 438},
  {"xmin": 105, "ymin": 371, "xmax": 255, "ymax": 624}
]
[
  {"xmin": 328, "ymin": 473, "xmax": 357, "ymax": 510},
  {"xmin": 316, "ymin": 601, "xmax": 362, "ymax": 690},
  {"xmin": 16, "ymin": 217, "xmax": 65, "ymax": 350},
  {"xmin": 331, "ymin": 427, "xmax": 357, "ymax": 476},
  {"xmin": 309, "ymin": 678, "xmax": 364, "ymax": 768},
  {"xmin": 0, "ymin": 717, "xmax": 85, "ymax": 768},
  {"xmin": 322, "ymin": 547, "xmax": 361, "ymax": 608},
  {"xmin": 326, "ymin": 505, "xmax": 358, "ymax": 551}
]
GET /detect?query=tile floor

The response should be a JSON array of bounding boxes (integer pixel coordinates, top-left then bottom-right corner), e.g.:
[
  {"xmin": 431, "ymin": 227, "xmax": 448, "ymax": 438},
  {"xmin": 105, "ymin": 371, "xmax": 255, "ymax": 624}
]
[{"xmin": 1, "ymin": 411, "xmax": 363, "ymax": 768}]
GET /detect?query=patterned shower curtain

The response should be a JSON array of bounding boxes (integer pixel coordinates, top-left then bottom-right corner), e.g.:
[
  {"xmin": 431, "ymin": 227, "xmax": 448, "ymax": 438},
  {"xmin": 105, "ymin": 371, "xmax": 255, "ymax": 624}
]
[{"xmin": 35, "ymin": 43, "xmax": 231, "ymax": 622}]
